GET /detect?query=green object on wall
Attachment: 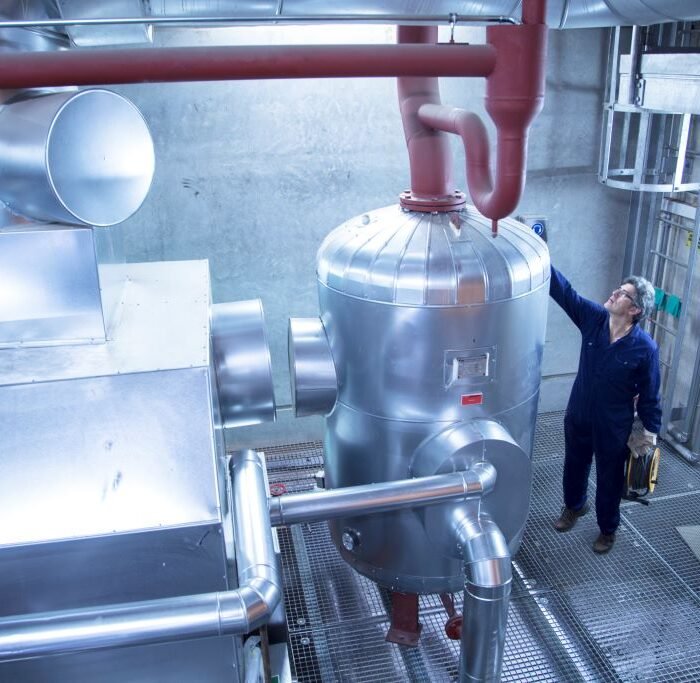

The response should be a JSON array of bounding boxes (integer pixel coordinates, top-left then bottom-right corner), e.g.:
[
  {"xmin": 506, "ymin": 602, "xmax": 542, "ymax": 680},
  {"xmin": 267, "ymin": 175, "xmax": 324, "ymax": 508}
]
[
  {"xmin": 665, "ymin": 293, "xmax": 682, "ymax": 318},
  {"xmin": 654, "ymin": 287, "xmax": 666, "ymax": 309}
]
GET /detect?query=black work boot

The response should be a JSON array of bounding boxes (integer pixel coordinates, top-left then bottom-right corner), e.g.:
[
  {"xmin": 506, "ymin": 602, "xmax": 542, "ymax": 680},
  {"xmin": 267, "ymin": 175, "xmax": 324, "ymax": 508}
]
[
  {"xmin": 553, "ymin": 504, "xmax": 589, "ymax": 532},
  {"xmin": 593, "ymin": 533, "xmax": 616, "ymax": 554}
]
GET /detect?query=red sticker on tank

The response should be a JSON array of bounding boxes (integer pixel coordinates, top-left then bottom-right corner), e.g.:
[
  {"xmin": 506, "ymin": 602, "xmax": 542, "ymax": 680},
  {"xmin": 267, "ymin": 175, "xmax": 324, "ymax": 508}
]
[{"xmin": 461, "ymin": 393, "xmax": 483, "ymax": 406}]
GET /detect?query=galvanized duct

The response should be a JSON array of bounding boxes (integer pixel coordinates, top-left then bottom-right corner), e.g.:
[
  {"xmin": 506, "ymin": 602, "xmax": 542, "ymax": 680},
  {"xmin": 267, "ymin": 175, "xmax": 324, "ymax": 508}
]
[
  {"xmin": 0, "ymin": 89, "xmax": 155, "ymax": 226},
  {"xmin": 1, "ymin": 0, "xmax": 699, "ymax": 37},
  {"xmin": 0, "ymin": 5, "xmax": 154, "ymax": 228},
  {"xmin": 148, "ymin": 0, "xmax": 700, "ymax": 28},
  {"xmin": 37, "ymin": 0, "xmax": 700, "ymax": 32},
  {"xmin": 0, "ymin": 0, "xmax": 70, "ymax": 225}
]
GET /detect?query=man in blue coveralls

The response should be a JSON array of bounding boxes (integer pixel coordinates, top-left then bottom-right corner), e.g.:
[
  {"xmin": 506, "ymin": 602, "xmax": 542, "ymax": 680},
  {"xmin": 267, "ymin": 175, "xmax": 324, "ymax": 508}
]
[{"xmin": 549, "ymin": 266, "xmax": 662, "ymax": 554}]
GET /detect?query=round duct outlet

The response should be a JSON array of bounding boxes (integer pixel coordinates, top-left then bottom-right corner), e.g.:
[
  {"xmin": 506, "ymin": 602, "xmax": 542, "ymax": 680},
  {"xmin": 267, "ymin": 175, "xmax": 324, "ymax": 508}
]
[
  {"xmin": 0, "ymin": 89, "xmax": 155, "ymax": 226},
  {"xmin": 211, "ymin": 299, "xmax": 276, "ymax": 429}
]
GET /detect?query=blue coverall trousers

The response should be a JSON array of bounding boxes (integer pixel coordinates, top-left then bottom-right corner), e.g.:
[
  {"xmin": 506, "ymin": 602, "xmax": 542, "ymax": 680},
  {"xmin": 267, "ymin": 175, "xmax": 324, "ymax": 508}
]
[{"xmin": 563, "ymin": 413, "xmax": 629, "ymax": 535}]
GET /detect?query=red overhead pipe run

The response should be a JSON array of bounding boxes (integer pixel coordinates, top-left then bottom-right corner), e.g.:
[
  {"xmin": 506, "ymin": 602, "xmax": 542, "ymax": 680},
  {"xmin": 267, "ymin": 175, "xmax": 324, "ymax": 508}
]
[
  {"xmin": 398, "ymin": 0, "xmax": 548, "ymax": 234},
  {"xmin": 0, "ymin": 44, "xmax": 497, "ymax": 89}
]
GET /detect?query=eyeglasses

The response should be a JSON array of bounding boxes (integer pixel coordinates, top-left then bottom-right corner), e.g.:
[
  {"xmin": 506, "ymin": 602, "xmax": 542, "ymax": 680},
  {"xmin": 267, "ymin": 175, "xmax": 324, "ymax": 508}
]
[{"xmin": 612, "ymin": 288, "xmax": 638, "ymax": 306}]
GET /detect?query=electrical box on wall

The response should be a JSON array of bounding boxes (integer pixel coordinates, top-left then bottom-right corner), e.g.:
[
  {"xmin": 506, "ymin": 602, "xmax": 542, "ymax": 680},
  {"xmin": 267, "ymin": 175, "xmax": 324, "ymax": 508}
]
[{"xmin": 517, "ymin": 215, "xmax": 548, "ymax": 242}]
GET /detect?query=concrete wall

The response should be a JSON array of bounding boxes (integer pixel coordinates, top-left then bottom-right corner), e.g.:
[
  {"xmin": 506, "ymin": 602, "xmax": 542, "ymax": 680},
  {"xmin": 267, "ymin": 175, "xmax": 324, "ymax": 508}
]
[{"xmin": 113, "ymin": 24, "xmax": 631, "ymax": 447}]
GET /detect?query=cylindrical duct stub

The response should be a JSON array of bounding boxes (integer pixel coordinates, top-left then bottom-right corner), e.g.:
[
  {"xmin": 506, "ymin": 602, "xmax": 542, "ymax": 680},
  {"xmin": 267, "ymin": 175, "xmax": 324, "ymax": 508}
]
[
  {"xmin": 288, "ymin": 317, "xmax": 338, "ymax": 417},
  {"xmin": 212, "ymin": 300, "xmax": 276, "ymax": 429},
  {"xmin": 0, "ymin": 89, "xmax": 154, "ymax": 226},
  {"xmin": 411, "ymin": 419, "xmax": 531, "ymax": 555}
]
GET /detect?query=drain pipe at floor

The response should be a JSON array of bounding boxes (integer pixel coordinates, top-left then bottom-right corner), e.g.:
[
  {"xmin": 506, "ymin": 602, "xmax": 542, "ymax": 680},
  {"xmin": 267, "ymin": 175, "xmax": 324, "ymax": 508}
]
[
  {"xmin": 453, "ymin": 512, "xmax": 512, "ymax": 682},
  {"xmin": 665, "ymin": 434, "xmax": 700, "ymax": 465}
]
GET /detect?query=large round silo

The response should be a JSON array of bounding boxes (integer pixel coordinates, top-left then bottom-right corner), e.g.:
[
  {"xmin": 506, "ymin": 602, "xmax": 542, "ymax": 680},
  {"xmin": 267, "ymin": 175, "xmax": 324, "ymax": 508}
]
[{"xmin": 311, "ymin": 204, "xmax": 550, "ymax": 594}]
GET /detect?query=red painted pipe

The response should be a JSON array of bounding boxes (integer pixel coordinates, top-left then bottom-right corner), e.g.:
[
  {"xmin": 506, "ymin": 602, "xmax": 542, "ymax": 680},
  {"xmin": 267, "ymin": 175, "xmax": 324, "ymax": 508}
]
[
  {"xmin": 418, "ymin": 22, "xmax": 546, "ymax": 227},
  {"xmin": 400, "ymin": 0, "xmax": 547, "ymax": 230},
  {"xmin": 396, "ymin": 26, "xmax": 475, "ymax": 209},
  {"xmin": 0, "ymin": 44, "xmax": 497, "ymax": 89}
]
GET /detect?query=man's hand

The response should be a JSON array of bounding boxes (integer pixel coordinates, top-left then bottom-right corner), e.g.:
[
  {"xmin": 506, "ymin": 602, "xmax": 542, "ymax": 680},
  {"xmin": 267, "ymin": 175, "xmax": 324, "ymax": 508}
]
[{"xmin": 627, "ymin": 419, "xmax": 657, "ymax": 459}]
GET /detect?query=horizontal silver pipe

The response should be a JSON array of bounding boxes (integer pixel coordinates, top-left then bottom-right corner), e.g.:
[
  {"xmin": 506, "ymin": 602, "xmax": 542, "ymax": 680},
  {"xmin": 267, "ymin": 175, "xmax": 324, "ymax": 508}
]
[
  {"xmin": 666, "ymin": 434, "xmax": 699, "ymax": 465},
  {"xmin": 269, "ymin": 463, "xmax": 495, "ymax": 526},
  {"xmin": 0, "ymin": 450, "xmax": 281, "ymax": 661},
  {"xmin": 667, "ymin": 426, "xmax": 689, "ymax": 444},
  {"xmin": 0, "ymin": 14, "xmax": 517, "ymax": 29},
  {"xmin": 4, "ymin": 1, "xmax": 700, "ymax": 31}
]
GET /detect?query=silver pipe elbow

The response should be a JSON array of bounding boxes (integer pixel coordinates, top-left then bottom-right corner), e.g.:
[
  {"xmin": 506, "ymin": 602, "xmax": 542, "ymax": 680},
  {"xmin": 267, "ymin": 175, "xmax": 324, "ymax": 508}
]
[
  {"xmin": 454, "ymin": 513, "xmax": 511, "ymax": 587},
  {"xmin": 469, "ymin": 461, "xmax": 497, "ymax": 496},
  {"xmin": 232, "ymin": 577, "xmax": 282, "ymax": 633},
  {"xmin": 453, "ymin": 512, "xmax": 511, "ymax": 683},
  {"xmin": 230, "ymin": 450, "xmax": 282, "ymax": 631}
]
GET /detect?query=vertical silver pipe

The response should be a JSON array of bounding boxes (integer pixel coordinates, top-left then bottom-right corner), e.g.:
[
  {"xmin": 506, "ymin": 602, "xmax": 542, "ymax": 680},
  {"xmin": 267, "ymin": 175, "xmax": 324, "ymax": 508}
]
[
  {"xmin": 627, "ymin": 26, "xmax": 641, "ymax": 105},
  {"xmin": 454, "ymin": 513, "xmax": 512, "ymax": 683},
  {"xmin": 229, "ymin": 449, "xmax": 281, "ymax": 632},
  {"xmin": 666, "ymin": 433, "xmax": 700, "ymax": 465}
]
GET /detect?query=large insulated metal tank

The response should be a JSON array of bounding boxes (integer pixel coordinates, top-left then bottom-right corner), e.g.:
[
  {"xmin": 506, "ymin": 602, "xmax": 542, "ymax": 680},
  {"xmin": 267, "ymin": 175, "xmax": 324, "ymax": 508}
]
[{"xmin": 293, "ymin": 204, "xmax": 550, "ymax": 594}]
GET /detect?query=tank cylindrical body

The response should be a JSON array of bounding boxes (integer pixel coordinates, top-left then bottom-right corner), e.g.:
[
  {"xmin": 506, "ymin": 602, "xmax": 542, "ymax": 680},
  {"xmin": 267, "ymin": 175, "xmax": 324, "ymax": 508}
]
[{"xmin": 316, "ymin": 204, "xmax": 550, "ymax": 593}]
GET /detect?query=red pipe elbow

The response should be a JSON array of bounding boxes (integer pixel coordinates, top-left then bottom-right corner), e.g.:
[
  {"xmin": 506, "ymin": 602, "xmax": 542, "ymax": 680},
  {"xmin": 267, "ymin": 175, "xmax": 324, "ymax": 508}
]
[
  {"xmin": 401, "ymin": 0, "xmax": 547, "ymax": 227},
  {"xmin": 397, "ymin": 25, "xmax": 496, "ymax": 211}
]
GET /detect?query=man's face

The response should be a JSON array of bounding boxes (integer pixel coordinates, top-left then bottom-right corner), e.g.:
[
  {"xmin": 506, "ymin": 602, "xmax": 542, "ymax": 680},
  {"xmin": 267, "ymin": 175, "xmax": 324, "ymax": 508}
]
[{"xmin": 604, "ymin": 284, "xmax": 640, "ymax": 319}]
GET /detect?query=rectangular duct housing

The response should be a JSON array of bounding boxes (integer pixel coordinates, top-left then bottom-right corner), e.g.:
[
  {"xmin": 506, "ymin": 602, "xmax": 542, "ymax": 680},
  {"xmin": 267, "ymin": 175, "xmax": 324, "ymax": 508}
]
[{"xmin": 0, "ymin": 259, "xmax": 241, "ymax": 682}]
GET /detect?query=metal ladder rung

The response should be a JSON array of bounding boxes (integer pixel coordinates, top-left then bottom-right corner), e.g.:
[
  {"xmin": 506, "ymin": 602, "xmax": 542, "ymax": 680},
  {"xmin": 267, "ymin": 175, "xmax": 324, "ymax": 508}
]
[
  {"xmin": 657, "ymin": 214, "xmax": 695, "ymax": 232},
  {"xmin": 649, "ymin": 318, "xmax": 677, "ymax": 336},
  {"xmin": 649, "ymin": 249, "xmax": 689, "ymax": 268}
]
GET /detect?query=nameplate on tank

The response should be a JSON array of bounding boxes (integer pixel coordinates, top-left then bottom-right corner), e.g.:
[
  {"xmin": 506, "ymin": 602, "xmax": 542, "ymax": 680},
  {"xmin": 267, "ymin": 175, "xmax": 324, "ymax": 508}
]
[
  {"xmin": 455, "ymin": 354, "xmax": 489, "ymax": 379},
  {"xmin": 444, "ymin": 348, "xmax": 495, "ymax": 388}
]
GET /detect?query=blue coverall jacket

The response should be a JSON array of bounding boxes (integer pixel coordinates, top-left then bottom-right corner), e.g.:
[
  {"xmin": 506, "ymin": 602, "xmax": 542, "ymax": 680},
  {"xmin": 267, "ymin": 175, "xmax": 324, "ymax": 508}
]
[{"xmin": 550, "ymin": 266, "xmax": 661, "ymax": 534}]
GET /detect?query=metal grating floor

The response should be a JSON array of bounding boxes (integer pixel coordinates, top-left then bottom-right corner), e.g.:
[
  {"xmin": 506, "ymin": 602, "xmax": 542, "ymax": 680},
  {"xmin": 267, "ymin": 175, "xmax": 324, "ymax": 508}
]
[{"xmin": 262, "ymin": 412, "xmax": 700, "ymax": 682}]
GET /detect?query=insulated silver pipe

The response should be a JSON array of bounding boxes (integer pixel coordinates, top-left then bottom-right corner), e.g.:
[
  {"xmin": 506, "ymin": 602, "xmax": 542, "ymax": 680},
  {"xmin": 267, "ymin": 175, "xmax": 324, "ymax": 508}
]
[
  {"xmin": 268, "ymin": 463, "xmax": 496, "ymax": 526},
  {"xmin": 0, "ymin": 450, "xmax": 280, "ymax": 661},
  {"xmin": 5, "ymin": 1, "xmax": 700, "ymax": 30},
  {"xmin": 666, "ymin": 434, "xmax": 700, "ymax": 465},
  {"xmin": 229, "ymin": 449, "xmax": 281, "ymax": 630},
  {"xmin": 0, "ymin": 14, "xmax": 516, "ymax": 29},
  {"xmin": 455, "ymin": 512, "xmax": 512, "ymax": 683},
  {"xmin": 626, "ymin": 25, "xmax": 641, "ymax": 106}
]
